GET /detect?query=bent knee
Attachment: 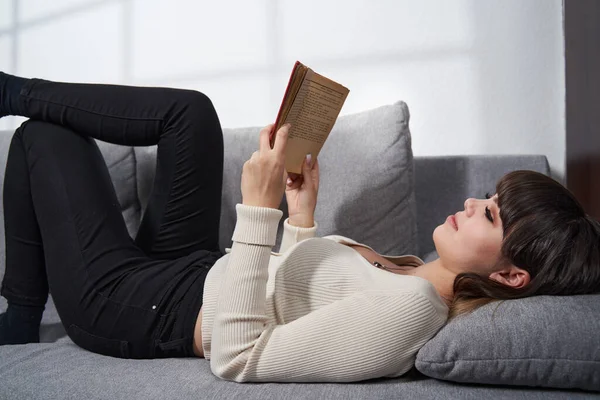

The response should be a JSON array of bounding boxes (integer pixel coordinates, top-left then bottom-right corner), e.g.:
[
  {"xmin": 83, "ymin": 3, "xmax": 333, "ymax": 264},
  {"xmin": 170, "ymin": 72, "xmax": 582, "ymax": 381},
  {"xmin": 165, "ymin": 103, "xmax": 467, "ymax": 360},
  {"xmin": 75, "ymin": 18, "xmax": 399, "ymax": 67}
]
[{"xmin": 180, "ymin": 90, "xmax": 218, "ymax": 118}]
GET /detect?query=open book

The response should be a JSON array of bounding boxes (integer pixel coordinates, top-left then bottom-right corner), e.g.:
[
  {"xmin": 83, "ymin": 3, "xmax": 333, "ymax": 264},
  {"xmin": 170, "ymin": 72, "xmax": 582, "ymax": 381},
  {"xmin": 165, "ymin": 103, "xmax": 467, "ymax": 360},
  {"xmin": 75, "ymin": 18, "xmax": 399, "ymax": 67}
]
[{"xmin": 271, "ymin": 61, "xmax": 350, "ymax": 174}]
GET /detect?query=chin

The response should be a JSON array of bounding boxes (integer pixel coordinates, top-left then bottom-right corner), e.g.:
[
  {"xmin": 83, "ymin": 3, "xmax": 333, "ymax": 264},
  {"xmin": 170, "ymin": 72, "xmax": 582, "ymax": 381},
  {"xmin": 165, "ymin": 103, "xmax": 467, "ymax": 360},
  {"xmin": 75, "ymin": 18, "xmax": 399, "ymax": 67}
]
[
  {"xmin": 432, "ymin": 225, "xmax": 454, "ymax": 261},
  {"xmin": 432, "ymin": 224, "xmax": 444, "ymax": 246}
]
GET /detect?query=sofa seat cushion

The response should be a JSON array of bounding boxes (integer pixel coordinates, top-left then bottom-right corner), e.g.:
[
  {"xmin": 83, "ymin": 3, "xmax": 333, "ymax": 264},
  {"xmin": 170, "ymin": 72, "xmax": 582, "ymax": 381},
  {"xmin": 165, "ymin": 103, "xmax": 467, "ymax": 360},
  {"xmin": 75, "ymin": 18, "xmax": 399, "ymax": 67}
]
[{"xmin": 0, "ymin": 338, "xmax": 595, "ymax": 400}]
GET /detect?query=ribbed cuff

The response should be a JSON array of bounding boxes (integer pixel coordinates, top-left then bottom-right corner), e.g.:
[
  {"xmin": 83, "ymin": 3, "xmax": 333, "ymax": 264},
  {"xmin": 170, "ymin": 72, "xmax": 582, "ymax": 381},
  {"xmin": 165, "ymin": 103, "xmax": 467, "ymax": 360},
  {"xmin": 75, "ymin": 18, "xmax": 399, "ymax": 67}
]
[
  {"xmin": 283, "ymin": 218, "xmax": 317, "ymax": 240},
  {"xmin": 232, "ymin": 204, "xmax": 283, "ymax": 247}
]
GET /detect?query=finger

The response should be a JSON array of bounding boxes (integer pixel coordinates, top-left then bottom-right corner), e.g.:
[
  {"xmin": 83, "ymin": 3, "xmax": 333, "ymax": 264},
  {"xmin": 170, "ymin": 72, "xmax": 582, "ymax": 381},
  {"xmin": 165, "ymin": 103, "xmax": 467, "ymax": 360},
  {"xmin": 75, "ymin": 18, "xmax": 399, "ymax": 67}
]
[
  {"xmin": 286, "ymin": 175, "xmax": 303, "ymax": 190},
  {"xmin": 273, "ymin": 123, "xmax": 290, "ymax": 154},
  {"xmin": 259, "ymin": 124, "xmax": 274, "ymax": 152},
  {"xmin": 301, "ymin": 153, "xmax": 312, "ymax": 184},
  {"xmin": 250, "ymin": 150, "xmax": 260, "ymax": 162},
  {"xmin": 288, "ymin": 172, "xmax": 301, "ymax": 181},
  {"xmin": 311, "ymin": 158, "xmax": 320, "ymax": 191},
  {"xmin": 286, "ymin": 172, "xmax": 301, "ymax": 188},
  {"xmin": 281, "ymin": 167, "xmax": 289, "ymax": 186}
]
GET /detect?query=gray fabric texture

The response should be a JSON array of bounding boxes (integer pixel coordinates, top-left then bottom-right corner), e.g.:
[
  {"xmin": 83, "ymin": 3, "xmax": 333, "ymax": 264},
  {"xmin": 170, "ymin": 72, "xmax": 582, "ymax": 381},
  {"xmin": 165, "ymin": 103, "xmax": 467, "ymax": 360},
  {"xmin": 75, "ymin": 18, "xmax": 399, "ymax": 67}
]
[
  {"xmin": 0, "ymin": 340, "xmax": 596, "ymax": 400},
  {"xmin": 416, "ymin": 295, "xmax": 600, "ymax": 392}
]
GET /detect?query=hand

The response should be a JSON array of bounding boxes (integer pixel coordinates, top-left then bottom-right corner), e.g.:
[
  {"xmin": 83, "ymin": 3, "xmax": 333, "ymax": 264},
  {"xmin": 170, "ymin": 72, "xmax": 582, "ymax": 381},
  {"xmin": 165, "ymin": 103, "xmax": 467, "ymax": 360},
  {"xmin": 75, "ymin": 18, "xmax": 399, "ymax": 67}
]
[
  {"xmin": 241, "ymin": 123, "xmax": 290, "ymax": 209},
  {"xmin": 285, "ymin": 154, "xmax": 319, "ymax": 227}
]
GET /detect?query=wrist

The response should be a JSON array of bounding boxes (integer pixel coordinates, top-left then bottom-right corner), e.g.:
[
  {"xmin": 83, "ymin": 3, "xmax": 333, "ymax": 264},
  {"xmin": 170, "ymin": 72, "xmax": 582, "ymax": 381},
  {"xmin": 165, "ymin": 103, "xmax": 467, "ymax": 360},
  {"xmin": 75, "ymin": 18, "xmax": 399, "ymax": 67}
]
[
  {"xmin": 288, "ymin": 215, "xmax": 314, "ymax": 228},
  {"xmin": 242, "ymin": 199, "xmax": 281, "ymax": 210}
]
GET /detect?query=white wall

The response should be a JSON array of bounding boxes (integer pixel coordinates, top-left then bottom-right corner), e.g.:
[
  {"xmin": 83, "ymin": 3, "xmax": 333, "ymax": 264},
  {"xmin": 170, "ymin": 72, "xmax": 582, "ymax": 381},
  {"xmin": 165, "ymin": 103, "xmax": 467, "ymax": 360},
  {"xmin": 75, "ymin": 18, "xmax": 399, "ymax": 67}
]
[{"xmin": 0, "ymin": 0, "xmax": 565, "ymax": 180}]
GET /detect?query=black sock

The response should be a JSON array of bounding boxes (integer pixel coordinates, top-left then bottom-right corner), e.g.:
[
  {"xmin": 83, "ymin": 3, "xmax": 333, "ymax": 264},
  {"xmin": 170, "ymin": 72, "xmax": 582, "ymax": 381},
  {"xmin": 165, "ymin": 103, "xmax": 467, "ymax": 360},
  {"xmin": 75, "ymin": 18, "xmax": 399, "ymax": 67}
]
[
  {"xmin": 0, "ymin": 72, "xmax": 29, "ymax": 118},
  {"xmin": 0, "ymin": 303, "xmax": 44, "ymax": 345}
]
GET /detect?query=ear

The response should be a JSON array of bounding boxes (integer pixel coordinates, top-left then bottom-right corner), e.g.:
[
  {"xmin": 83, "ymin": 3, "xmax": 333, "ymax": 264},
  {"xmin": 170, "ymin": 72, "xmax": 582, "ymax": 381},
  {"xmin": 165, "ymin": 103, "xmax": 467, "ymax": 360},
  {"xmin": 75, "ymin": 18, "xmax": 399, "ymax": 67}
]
[{"xmin": 488, "ymin": 265, "xmax": 531, "ymax": 289}]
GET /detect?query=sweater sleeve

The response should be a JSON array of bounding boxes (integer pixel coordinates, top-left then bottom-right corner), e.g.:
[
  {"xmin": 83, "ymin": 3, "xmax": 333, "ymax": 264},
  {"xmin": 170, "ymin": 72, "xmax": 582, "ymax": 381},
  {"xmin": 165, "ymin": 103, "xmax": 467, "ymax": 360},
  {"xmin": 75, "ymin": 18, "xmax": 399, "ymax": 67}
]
[
  {"xmin": 278, "ymin": 218, "xmax": 318, "ymax": 253},
  {"xmin": 209, "ymin": 205, "xmax": 446, "ymax": 382}
]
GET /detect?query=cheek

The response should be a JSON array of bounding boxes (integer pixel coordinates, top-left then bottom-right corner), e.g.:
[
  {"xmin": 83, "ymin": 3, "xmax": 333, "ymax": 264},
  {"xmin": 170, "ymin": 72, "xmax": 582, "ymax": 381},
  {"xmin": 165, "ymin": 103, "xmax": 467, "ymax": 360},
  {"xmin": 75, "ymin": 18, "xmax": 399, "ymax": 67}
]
[{"xmin": 433, "ymin": 224, "xmax": 502, "ymax": 269}]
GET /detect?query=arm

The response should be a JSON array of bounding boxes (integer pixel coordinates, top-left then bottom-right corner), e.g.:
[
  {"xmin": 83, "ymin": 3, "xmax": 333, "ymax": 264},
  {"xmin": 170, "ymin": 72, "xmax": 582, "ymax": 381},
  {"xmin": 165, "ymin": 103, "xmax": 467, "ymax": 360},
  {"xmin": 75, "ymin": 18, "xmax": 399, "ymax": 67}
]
[
  {"xmin": 211, "ymin": 209, "xmax": 445, "ymax": 382},
  {"xmin": 278, "ymin": 153, "xmax": 320, "ymax": 253}
]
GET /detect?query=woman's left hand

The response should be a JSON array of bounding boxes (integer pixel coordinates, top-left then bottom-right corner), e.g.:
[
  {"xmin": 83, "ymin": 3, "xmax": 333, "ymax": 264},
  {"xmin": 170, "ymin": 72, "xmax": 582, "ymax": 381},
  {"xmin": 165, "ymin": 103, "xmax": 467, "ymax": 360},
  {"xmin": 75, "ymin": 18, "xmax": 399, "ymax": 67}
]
[
  {"xmin": 241, "ymin": 123, "xmax": 290, "ymax": 209},
  {"xmin": 285, "ymin": 154, "xmax": 319, "ymax": 228}
]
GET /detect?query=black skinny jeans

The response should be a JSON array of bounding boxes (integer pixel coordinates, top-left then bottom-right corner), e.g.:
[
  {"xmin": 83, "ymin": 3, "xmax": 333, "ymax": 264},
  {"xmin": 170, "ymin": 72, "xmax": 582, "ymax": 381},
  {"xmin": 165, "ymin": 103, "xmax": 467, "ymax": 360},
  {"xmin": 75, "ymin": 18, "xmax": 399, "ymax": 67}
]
[{"xmin": 0, "ymin": 79, "xmax": 224, "ymax": 358}]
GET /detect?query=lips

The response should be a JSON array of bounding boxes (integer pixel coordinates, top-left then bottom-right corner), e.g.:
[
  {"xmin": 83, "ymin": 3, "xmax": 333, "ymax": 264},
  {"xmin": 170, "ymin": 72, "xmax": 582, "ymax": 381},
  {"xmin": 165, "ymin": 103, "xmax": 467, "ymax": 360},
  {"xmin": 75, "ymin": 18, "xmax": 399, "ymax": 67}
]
[{"xmin": 447, "ymin": 215, "xmax": 458, "ymax": 230}]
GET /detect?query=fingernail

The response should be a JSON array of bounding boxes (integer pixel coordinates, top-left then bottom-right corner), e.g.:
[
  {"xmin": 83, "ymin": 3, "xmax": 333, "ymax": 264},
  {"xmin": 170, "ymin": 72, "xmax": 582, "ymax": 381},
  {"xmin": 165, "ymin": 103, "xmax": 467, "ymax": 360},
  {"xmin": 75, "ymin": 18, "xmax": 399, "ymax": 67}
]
[
  {"xmin": 306, "ymin": 153, "xmax": 312, "ymax": 165},
  {"xmin": 284, "ymin": 123, "xmax": 292, "ymax": 130},
  {"xmin": 287, "ymin": 178, "xmax": 292, "ymax": 185}
]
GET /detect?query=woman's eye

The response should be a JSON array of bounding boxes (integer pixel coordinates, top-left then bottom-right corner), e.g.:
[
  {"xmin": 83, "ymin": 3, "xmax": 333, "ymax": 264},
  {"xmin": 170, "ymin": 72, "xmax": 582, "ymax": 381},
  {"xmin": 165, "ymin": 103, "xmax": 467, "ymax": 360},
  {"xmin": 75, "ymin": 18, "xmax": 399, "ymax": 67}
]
[
  {"xmin": 485, "ymin": 192, "xmax": 492, "ymax": 199},
  {"xmin": 485, "ymin": 206, "xmax": 494, "ymax": 223}
]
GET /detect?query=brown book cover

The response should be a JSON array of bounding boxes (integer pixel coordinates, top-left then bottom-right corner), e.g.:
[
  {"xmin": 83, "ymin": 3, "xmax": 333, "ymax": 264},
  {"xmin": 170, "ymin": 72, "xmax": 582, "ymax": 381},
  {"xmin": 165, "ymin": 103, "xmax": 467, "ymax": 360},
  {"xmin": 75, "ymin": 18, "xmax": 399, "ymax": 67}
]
[{"xmin": 271, "ymin": 61, "xmax": 350, "ymax": 174}]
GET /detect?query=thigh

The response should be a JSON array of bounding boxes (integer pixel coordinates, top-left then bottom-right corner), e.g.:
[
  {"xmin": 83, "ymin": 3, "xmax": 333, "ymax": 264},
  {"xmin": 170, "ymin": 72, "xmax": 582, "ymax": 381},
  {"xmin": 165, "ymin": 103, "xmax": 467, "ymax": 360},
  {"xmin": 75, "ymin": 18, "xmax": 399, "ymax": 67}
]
[
  {"xmin": 134, "ymin": 94, "xmax": 224, "ymax": 259},
  {"xmin": 20, "ymin": 78, "xmax": 224, "ymax": 260},
  {"xmin": 16, "ymin": 120, "xmax": 147, "ymax": 325}
]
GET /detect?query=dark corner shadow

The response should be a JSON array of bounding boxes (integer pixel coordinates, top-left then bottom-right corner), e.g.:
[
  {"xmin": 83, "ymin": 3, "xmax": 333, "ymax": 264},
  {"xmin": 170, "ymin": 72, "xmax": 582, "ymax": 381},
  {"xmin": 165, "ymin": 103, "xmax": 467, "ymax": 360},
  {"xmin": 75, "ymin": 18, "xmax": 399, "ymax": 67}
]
[
  {"xmin": 40, "ymin": 322, "xmax": 67, "ymax": 343},
  {"xmin": 358, "ymin": 367, "xmax": 430, "ymax": 386}
]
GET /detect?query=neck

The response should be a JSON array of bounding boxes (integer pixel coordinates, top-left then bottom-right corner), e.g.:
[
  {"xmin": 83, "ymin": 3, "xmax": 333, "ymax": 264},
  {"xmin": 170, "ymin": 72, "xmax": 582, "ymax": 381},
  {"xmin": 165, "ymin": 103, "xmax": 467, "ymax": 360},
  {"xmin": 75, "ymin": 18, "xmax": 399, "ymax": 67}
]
[{"xmin": 412, "ymin": 258, "xmax": 456, "ymax": 306}]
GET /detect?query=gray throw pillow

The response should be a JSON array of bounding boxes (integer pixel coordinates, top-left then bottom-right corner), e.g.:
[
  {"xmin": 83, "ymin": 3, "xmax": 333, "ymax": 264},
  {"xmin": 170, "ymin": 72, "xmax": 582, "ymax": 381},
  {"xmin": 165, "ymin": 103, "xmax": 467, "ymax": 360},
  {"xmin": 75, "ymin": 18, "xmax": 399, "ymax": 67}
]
[
  {"xmin": 415, "ymin": 294, "xmax": 600, "ymax": 392},
  {"xmin": 218, "ymin": 101, "xmax": 418, "ymax": 256}
]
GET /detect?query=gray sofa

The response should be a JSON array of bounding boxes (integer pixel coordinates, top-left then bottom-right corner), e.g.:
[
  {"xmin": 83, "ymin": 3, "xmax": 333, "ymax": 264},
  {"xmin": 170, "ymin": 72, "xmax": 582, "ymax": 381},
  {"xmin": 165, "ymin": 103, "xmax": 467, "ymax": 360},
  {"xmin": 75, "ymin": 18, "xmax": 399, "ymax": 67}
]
[{"xmin": 0, "ymin": 101, "xmax": 597, "ymax": 399}]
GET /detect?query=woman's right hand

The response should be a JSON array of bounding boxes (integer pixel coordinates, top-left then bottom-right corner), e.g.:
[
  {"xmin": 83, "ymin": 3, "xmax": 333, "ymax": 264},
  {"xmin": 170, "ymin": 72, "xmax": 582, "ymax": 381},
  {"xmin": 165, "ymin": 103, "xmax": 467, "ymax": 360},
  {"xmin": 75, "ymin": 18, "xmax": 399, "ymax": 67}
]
[{"xmin": 285, "ymin": 154, "xmax": 319, "ymax": 228}]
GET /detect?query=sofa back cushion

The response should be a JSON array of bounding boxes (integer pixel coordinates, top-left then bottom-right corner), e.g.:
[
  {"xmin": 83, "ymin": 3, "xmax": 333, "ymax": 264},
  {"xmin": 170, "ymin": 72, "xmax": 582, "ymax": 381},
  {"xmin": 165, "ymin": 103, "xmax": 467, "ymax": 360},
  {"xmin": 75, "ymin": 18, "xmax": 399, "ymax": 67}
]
[
  {"xmin": 219, "ymin": 101, "xmax": 418, "ymax": 254},
  {"xmin": 137, "ymin": 101, "xmax": 418, "ymax": 255}
]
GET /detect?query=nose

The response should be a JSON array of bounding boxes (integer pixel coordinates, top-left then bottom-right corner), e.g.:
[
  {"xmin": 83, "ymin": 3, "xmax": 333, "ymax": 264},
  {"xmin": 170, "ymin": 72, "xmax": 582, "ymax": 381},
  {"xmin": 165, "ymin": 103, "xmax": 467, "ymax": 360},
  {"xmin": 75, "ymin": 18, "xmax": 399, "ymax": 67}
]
[
  {"xmin": 464, "ymin": 197, "xmax": 475, "ymax": 216},
  {"xmin": 464, "ymin": 198, "xmax": 471, "ymax": 210}
]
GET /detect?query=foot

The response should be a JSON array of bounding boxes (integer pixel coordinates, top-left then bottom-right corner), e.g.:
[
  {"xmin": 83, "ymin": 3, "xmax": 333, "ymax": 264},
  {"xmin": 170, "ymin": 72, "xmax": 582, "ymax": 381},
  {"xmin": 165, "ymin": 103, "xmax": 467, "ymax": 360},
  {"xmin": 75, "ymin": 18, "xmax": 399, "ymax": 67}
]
[
  {"xmin": 0, "ymin": 72, "xmax": 10, "ymax": 118},
  {"xmin": 0, "ymin": 71, "xmax": 28, "ymax": 118},
  {"xmin": 0, "ymin": 305, "xmax": 43, "ymax": 345}
]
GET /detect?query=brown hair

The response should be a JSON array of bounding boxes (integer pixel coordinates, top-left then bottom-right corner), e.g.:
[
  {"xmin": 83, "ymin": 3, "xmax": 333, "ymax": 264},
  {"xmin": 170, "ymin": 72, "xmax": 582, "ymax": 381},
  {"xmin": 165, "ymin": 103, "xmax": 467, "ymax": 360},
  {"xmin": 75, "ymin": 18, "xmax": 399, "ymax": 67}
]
[{"xmin": 448, "ymin": 170, "xmax": 600, "ymax": 319}]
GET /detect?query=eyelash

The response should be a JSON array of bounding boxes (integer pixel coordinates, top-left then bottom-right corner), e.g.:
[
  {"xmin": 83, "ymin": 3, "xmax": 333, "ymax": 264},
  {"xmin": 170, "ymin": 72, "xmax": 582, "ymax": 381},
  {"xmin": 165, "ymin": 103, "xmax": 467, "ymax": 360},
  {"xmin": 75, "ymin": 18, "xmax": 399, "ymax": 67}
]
[
  {"xmin": 485, "ymin": 206, "xmax": 494, "ymax": 223},
  {"xmin": 483, "ymin": 193, "xmax": 494, "ymax": 222}
]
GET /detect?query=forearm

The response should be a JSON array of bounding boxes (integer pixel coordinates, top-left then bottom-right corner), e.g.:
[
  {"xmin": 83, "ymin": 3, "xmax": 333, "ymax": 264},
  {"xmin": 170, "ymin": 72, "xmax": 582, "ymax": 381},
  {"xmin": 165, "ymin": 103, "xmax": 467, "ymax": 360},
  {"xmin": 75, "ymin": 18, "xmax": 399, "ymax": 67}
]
[{"xmin": 210, "ymin": 204, "xmax": 283, "ymax": 380}]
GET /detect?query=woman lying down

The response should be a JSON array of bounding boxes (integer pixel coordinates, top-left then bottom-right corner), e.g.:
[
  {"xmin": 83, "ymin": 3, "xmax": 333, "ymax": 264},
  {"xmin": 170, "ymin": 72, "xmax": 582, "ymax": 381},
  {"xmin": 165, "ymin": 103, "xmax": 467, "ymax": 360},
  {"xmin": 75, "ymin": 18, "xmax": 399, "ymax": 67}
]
[{"xmin": 0, "ymin": 72, "xmax": 599, "ymax": 383}]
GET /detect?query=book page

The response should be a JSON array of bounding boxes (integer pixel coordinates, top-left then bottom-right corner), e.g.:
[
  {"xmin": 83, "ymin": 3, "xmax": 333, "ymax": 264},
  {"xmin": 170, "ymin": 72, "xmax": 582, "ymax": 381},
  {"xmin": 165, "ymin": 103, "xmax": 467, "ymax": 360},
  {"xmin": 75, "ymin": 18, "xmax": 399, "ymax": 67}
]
[{"xmin": 280, "ymin": 69, "xmax": 349, "ymax": 173}]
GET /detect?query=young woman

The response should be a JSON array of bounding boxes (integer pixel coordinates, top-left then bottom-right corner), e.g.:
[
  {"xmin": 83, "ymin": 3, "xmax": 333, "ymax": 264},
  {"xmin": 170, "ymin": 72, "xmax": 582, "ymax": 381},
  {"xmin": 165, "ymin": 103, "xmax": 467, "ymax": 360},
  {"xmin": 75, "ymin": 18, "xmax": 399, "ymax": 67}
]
[{"xmin": 0, "ymin": 73, "xmax": 598, "ymax": 383}]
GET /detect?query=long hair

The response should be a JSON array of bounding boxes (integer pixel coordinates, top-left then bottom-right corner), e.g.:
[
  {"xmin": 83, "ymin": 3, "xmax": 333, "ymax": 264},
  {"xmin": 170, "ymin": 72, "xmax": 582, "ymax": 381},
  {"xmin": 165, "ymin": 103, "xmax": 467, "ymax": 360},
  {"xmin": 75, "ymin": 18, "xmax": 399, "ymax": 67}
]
[{"xmin": 448, "ymin": 170, "xmax": 600, "ymax": 319}]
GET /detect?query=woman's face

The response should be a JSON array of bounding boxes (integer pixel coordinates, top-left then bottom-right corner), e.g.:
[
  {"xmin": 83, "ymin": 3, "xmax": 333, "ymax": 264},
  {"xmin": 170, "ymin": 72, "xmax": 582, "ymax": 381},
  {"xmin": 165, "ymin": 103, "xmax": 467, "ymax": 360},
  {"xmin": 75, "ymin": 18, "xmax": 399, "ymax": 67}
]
[{"xmin": 433, "ymin": 194, "xmax": 504, "ymax": 276}]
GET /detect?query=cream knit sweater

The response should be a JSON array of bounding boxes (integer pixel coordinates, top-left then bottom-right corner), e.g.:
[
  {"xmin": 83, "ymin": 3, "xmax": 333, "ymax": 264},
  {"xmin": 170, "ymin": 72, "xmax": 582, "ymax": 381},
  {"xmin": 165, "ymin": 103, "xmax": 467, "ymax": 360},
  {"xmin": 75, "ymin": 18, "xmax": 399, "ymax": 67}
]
[{"xmin": 201, "ymin": 204, "xmax": 448, "ymax": 383}]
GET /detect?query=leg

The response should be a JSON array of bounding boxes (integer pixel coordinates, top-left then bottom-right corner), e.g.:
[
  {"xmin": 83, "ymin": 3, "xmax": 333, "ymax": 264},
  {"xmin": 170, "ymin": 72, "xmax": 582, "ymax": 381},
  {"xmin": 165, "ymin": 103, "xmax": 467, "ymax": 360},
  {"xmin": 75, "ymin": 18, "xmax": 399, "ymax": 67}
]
[
  {"xmin": 0, "ymin": 128, "xmax": 47, "ymax": 344},
  {"xmin": 4, "ymin": 121, "xmax": 221, "ymax": 357},
  {"xmin": 2, "ymin": 130, "xmax": 47, "ymax": 308},
  {"xmin": 18, "ymin": 78, "xmax": 224, "ymax": 259},
  {"xmin": 2, "ymin": 121, "xmax": 150, "ymax": 329}
]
